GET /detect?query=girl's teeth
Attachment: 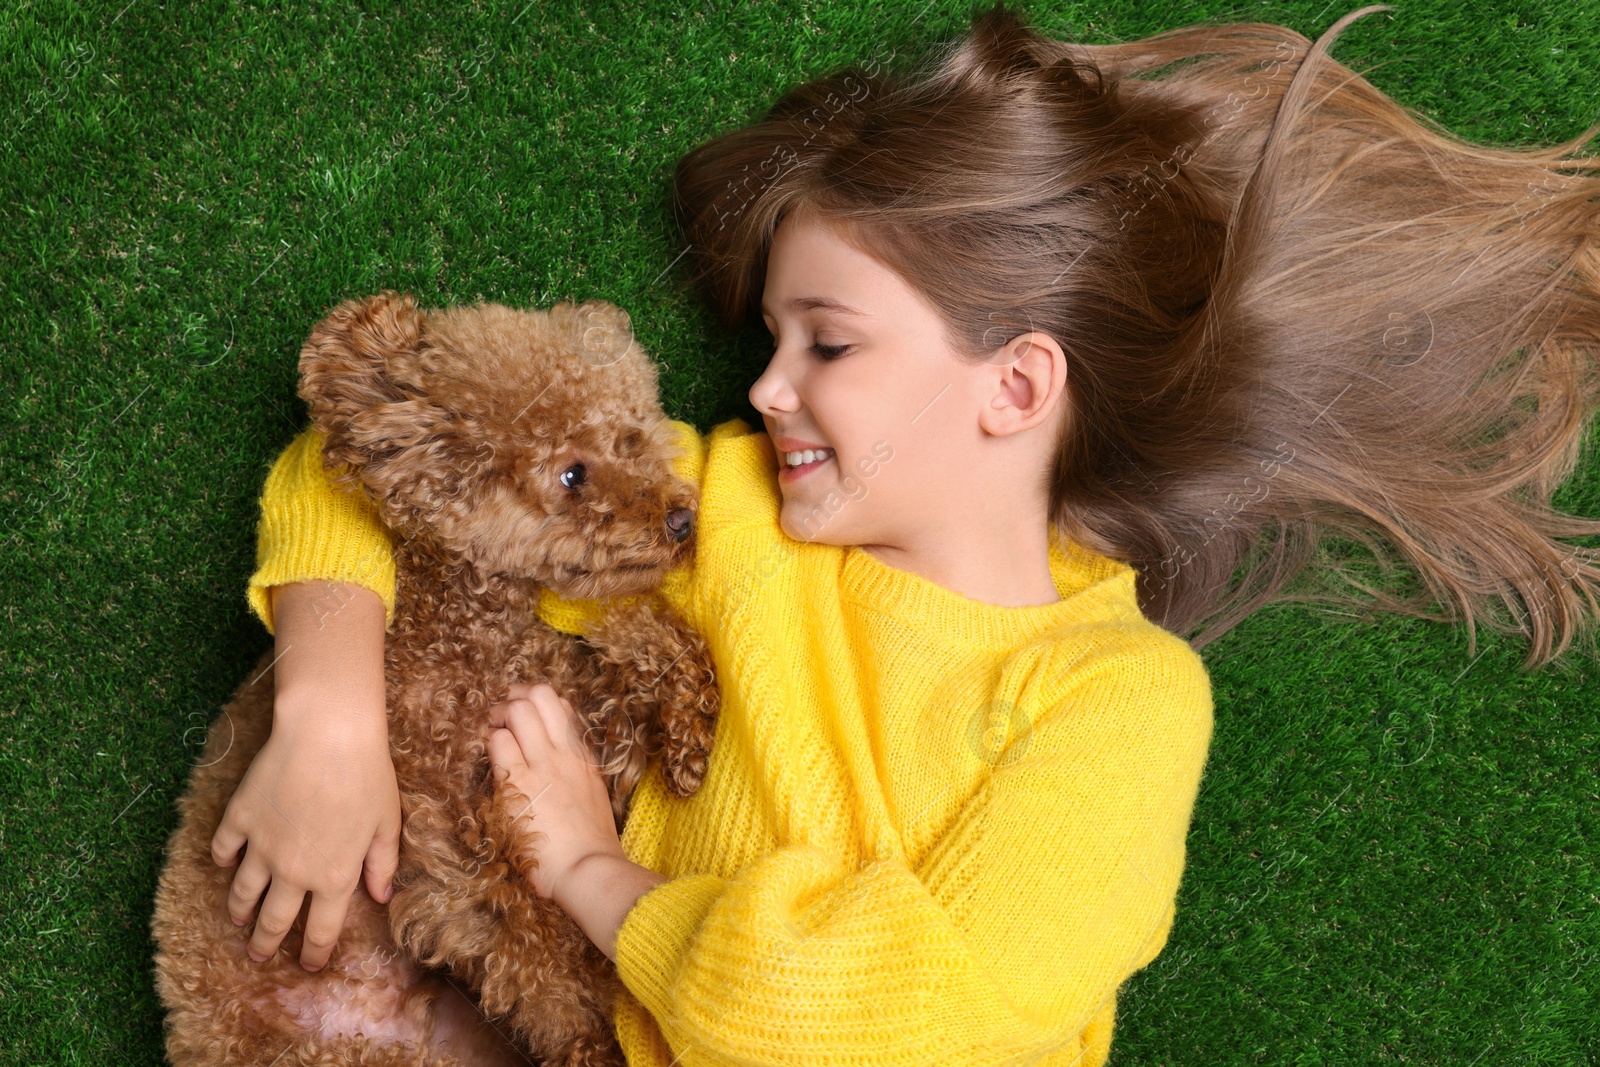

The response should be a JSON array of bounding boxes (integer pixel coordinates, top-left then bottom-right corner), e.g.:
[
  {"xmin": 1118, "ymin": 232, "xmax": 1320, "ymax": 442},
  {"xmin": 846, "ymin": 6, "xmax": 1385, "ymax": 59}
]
[{"xmin": 785, "ymin": 448, "xmax": 833, "ymax": 467}]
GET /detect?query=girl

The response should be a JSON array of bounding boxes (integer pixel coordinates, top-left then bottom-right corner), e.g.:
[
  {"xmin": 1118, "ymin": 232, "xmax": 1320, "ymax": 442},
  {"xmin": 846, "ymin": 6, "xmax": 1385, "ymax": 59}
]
[{"xmin": 210, "ymin": 2, "xmax": 1600, "ymax": 1063}]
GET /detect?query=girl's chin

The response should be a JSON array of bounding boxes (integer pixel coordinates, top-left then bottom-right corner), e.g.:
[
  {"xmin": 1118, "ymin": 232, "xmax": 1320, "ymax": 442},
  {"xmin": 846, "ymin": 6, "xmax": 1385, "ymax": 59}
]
[{"xmin": 778, "ymin": 505, "xmax": 850, "ymax": 546}]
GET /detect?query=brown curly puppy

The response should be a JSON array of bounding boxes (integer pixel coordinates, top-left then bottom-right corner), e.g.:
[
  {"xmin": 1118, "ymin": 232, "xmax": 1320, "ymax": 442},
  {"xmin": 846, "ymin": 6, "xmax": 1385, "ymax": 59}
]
[{"xmin": 152, "ymin": 291, "xmax": 721, "ymax": 1066}]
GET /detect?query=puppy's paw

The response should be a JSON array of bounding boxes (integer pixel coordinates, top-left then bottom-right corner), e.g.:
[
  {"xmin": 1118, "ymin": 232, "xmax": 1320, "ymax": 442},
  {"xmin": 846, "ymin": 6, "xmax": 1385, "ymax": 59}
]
[{"xmin": 658, "ymin": 681, "xmax": 719, "ymax": 798}]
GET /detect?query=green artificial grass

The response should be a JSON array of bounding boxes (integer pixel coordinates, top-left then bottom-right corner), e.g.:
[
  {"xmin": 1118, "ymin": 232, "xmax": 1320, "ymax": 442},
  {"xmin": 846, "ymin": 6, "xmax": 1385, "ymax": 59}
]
[{"xmin": 3, "ymin": 0, "xmax": 1597, "ymax": 1063}]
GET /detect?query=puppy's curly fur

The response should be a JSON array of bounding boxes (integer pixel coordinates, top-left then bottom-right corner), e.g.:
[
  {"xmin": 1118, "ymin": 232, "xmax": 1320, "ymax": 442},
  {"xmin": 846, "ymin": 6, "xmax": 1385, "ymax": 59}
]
[{"xmin": 152, "ymin": 292, "xmax": 720, "ymax": 1066}]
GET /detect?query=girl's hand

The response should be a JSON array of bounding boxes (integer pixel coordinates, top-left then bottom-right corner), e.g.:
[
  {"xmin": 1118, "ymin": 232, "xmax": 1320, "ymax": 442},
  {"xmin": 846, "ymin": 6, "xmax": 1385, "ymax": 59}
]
[
  {"xmin": 485, "ymin": 682, "xmax": 622, "ymax": 902},
  {"xmin": 211, "ymin": 581, "xmax": 398, "ymax": 972},
  {"xmin": 213, "ymin": 712, "xmax": 400, "ymax": 969}
]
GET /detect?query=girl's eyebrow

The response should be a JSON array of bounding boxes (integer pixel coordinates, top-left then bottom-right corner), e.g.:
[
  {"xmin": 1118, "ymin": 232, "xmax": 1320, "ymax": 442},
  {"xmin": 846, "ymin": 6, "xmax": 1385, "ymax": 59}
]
[{"xmin": 760, "ymin": 296, "xmax": 869, "ymax": 318}]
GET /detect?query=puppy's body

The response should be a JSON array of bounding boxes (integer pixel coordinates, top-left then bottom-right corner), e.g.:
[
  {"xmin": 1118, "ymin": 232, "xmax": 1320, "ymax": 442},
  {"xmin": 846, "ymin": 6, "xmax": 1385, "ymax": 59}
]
[
  {"xmin": 153, "ymin": 650, "xmax": 534, "ymax": 1067},
  {"xmin": 153, "ymin": 293, "xmax": 719, "ymax": 1067}
]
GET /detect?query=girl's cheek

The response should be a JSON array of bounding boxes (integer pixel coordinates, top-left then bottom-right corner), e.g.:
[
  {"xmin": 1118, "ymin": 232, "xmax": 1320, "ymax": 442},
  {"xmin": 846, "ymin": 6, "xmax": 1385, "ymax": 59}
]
[{"xmin": 850, "ymin": 440, "xmax": 893, "ymax": 480}]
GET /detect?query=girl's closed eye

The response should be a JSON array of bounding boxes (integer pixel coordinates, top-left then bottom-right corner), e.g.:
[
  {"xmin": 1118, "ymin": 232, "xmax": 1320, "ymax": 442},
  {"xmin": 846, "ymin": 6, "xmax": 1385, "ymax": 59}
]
[{"xmin": 767, "ymin": 337, "xmax": 852, "ymax": 360}]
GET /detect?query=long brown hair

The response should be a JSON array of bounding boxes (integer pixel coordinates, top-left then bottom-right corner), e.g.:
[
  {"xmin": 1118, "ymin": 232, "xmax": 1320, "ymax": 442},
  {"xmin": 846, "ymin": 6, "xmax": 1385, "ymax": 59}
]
[{"xmin": 670, "ymin": 2, "xmax": 1600, "ymax": 669}]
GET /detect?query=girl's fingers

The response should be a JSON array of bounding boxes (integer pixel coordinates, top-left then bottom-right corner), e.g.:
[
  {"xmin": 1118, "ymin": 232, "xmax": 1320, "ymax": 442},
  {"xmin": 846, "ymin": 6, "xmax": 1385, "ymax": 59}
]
[
  {"xmin": 224, "ymin": 849, "xmax": 271, "ymax": 927},
  {"xmin": 513, "ymin": 685, "xmax": 580, "ymax": 747},
  {"xmin": 490, "ymin": 683, "xmax": 576, "ymax": 727},
  {"xmin": 210, "ymin": 818, "xmax": 246, "ymax": 869},
  {"xmin": 487, "ymin": 693, "xmax": 544, "ymax": 733},
  {"xmin": 498, "ymin": 681, "xmax": 563, "ymax": 707},
  {"xmin": 485, "ymin": 725, "xmax": 529, "ymax": 779},
  {"xmin": 298, "ymin": 885, "xmax": 354, "ymax": 972},
  {"xmin": 363, "ymin": 815, "xmax": 400, "ymax": 906},
  {"xmin": 248, "ymin": 879, "xmax": 308, "ymax": 963},
  {"xmin": 485, "ymin": 686, "xmax": 588, "ymax": 771},
  {"xmin": 541, "ymin": 694, "xmax": 590, "ymax": 761},
  {"xmin": 491, "ymin": 692, "xmax": 574, "ymax": 751},
  {"xmin": 503, "ymin": 697, "xmax": 551, "ymax": 751},
  {"xmin": 502, "ymin": 681, "xmax": 541, "ymax": 703}
]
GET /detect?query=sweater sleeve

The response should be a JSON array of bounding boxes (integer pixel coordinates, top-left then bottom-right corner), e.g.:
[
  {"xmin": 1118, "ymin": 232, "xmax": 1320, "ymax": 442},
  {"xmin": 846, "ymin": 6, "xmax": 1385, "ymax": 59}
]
[
  {"xmin": 246, "ymin": 427, "xmax": 398, "ymax": 634},
  {"xmin": 612, "ymin": 633, "xmax": 1215, "ymax": 1065}
]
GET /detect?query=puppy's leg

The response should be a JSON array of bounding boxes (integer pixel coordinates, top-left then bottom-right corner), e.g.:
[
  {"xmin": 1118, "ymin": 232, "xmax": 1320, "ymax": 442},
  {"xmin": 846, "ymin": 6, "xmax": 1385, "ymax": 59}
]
[
  {"xmin": 478, "ymin": 781, "xmax": 628, "ymax": 1067},
  {"xmin": 386, "ymin": 784, "xmax": 504, "ymax": 986},
  {"xmin": 386, "ymin": 691, "xmax": 617, "ymax": 1063},
  {"xmin": 582, "ymin": 599, "xmax": 720, "ymax": 800}
]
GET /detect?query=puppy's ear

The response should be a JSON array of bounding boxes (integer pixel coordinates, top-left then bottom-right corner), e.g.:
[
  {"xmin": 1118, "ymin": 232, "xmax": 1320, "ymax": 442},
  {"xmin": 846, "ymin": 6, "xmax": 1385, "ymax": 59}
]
[{"xmin": 298, "ymin": 291, "xmax": 445, "ymax": 475}]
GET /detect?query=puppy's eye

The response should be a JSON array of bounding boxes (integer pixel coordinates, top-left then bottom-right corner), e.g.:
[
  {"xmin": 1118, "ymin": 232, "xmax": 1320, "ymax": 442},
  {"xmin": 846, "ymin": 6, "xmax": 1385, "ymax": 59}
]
[{"xmin": 560, "ymin": 463, "xmax": 587, "ymax": 490}]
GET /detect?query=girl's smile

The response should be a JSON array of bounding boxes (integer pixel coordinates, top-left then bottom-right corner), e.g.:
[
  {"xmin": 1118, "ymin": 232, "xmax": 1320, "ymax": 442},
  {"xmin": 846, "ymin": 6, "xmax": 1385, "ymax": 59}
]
[
  {"xmin": 777, "ymin": 454, "xmax": 833, "ymax": 481},
  {"xmin": 775, "ymin": 438, "xmax": 836, "ymax": 482}
]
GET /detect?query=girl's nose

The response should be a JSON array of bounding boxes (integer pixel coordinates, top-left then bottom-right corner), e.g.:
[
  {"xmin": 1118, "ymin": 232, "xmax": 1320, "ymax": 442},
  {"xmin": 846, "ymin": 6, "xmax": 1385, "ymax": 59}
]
[{"xmin": 749, "ymin": 349, "xmax": 799, "ymax": 417}]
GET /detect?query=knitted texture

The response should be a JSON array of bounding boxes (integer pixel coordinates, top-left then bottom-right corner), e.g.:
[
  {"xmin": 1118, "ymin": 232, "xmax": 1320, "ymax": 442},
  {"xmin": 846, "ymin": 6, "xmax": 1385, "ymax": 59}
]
[
  {"xmin": 247, "ymin": 418, "xmax": 1215, "ymax": 1066},
  {"xmin": 247, "ymin": 427, "xmax": 397, "ymax": 633}
]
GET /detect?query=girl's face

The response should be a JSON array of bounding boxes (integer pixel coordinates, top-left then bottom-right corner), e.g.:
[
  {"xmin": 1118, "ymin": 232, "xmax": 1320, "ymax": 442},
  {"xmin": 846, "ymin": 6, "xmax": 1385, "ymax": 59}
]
[{"xmin": 750, "ymin": 207, "xmax": 999, "ymax": 550}]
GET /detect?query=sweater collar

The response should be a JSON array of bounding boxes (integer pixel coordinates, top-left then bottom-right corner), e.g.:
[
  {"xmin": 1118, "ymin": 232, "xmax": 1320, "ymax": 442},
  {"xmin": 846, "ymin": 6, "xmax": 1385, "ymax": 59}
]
[{"xmin": 840, "ymin": 525, "xmax": 1142, "ymax": 647}]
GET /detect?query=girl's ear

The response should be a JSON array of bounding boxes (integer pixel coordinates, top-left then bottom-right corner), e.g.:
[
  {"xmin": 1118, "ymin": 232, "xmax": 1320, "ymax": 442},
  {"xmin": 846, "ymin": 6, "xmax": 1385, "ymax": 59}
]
[
  {"xmin": 297, "ymin": 290, "xmax": 449, "ymax": 475},
  {"xmin": 981, "ymin": 331, "xmax": 1069, "ymax": 436}
]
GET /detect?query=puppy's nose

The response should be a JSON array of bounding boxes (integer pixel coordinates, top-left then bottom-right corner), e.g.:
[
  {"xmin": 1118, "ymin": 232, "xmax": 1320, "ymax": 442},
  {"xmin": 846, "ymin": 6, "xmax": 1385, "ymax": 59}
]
[{"xmin": 665, "ymin": 508, "xmax": 694, "ymax": 542}]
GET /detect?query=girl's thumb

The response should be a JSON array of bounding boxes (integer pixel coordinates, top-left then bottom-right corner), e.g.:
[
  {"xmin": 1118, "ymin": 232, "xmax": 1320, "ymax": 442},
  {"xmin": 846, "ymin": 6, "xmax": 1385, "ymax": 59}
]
[
  {"xmin": 366, "ymin": 836, "xmax": 399, "ymax": 905},
  {"xmin": 366, "ymin": 868, "xmax": 395, "ymax": 904}
]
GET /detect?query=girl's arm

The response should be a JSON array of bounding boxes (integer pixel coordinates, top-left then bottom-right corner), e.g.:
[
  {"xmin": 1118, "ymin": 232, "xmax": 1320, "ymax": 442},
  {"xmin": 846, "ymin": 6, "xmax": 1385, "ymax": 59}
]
[
  {"xmin": 211, "ymin": 428, "xmax": 401, "ymax": 972},
  {"xmin": 211, "ymin": 580, "xmax": 398, "ymax": 972}
]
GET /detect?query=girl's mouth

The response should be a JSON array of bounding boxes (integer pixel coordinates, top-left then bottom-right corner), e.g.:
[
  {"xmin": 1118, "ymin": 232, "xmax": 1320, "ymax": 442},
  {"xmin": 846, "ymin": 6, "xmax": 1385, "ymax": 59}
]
[{"xmin": 779, "ymin": 448, "xmax": 834, "ymax": 482}]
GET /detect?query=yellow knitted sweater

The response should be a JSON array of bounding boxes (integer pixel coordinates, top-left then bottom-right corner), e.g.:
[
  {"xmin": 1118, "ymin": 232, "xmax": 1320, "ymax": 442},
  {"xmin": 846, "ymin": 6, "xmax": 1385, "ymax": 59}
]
[{"xmin": 248, "ymin": 418, "xmax": 1215, "ymax": 1067}]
